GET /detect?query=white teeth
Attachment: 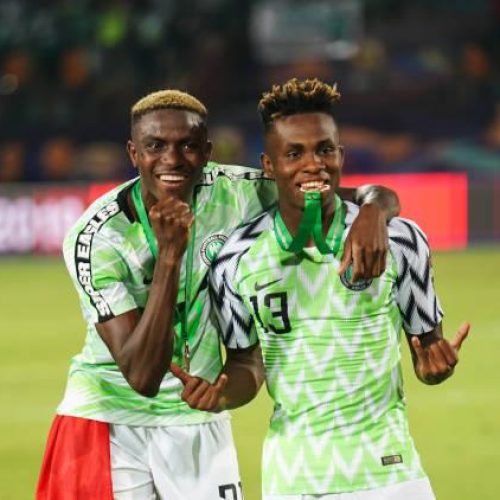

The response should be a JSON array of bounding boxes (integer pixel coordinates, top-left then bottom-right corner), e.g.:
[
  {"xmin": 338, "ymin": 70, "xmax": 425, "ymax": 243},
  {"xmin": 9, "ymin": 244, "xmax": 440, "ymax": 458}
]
[
  {"xmin": 159, "ymin": 174, "xmax": 185, "ymax": 182},
  {"xmin": 299, "ymin": 181, "xmax": 330, "ymax": 193}
]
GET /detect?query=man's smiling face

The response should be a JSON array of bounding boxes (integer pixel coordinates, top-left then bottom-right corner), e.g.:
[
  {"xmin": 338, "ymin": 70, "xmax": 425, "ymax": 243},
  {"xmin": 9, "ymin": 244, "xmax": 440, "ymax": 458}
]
[
  {"xmin": 261, "ymin": 112, "xmax": 344, "ymax": 215},
  {"xmin": 127, "ymin": 108, "xmax": 212, "ymax": 206}
]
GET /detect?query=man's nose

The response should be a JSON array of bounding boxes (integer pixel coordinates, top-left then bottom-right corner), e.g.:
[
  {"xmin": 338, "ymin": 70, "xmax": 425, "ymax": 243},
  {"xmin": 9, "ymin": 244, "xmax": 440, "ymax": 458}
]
[
  {"xmin": 161, "ymin": 146, "xmax": 182, "ymax": 166},
  {"xmin": 302, "ymin": 153, "xmax": 324, "ymax": 173}
]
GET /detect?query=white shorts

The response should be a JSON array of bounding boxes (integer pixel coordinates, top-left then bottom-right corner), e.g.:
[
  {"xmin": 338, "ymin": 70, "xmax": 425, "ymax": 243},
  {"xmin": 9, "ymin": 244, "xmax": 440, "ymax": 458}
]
[
  {"xmin": 110, "ymin": 419, "xmax": 243, "ymax": 500},
  {"xmin": 264, "ymin": 477, "xmax": 435, "ymax": 500}
]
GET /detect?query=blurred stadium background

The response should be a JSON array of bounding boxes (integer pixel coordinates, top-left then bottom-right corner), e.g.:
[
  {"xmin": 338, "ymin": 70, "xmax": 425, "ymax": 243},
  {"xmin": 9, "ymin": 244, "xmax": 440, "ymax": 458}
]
[{"xmin": 0, "ymin": 0, "xmax": 499, "ymax": 498}]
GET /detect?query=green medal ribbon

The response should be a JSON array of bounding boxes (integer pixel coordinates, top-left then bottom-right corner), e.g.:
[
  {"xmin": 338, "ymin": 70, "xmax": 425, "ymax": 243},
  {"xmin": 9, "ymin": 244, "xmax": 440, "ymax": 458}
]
[
  {"xmin": 131, "ymin": 180, "xmax": 195, "ymax": 371},
  {"xmin": 274, "ymin": 192, "xmax": 345, "ymax": 256},
  {"xmin": 131, "ymin": 181, "xmax": 158, "ymax": 257}
]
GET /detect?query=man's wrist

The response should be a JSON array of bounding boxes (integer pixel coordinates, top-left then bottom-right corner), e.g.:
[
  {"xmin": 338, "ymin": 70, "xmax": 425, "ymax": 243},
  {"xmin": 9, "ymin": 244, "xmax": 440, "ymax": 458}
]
[
  {"xmin": 355, "ymin": 184, "xmax": 400, "ymax": 220},
  {"xmin": 157, "ymin": 246, "xmax": 185, "ymax": 266},
  {"xmin": 359, "ymin": 201, "xmax": 389, "ymax": 222},
  {"xmin": 355, "ymin": 185, "xmax": 381, "ymax": 206}
]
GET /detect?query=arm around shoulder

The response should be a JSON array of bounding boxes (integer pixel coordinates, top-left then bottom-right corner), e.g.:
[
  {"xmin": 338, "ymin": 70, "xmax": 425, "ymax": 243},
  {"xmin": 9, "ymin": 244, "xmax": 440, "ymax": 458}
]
[
  {"xmin": 338, "ymin": 183, "xmax": 401, "ymax": 280},
  {"xmin": 337, "ymin": 184, "xmax": 401, "ymax": 219}
]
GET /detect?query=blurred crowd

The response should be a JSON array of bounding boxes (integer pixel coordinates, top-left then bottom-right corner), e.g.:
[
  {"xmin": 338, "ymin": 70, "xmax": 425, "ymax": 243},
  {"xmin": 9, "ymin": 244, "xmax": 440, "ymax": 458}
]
[{"xmin": 1, "ymin": 0, "xmax": 500, "ymax": 183}]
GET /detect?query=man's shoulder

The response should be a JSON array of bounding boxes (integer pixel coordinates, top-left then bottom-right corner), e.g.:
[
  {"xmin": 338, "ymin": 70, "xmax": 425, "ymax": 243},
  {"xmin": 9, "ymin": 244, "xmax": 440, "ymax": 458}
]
[
  {"xmin": 63, "ymin": 179, "xmax": 135, "ymax": 249},
  {"xmin": 211, "ymin": 210, "xmax": 273, "ymax": 270},
  {"xmin": 201, "ymin": 162, "xmax": 270, "ymax": 185},
  {"xmin": 223, "ymin": 209, "xmax": 273, "ymax": 248},
  {"xmin": 388, "ymin": 217, "xmax": 428, "ymax": 245},
  {"xmin": 387, "ymin": 217, "xmax": 430, "ymax": 266}
]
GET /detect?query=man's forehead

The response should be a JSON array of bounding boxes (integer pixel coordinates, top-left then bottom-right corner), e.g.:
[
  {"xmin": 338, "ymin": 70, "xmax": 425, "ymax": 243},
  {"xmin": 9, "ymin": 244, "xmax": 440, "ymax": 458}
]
[
  {"xmin": 271, "ymin": 112, "xmax": 339, "ymax": 143},
  {"xmin": 133, "ymin": 108, "xmax": 205, "ymax": 137}
]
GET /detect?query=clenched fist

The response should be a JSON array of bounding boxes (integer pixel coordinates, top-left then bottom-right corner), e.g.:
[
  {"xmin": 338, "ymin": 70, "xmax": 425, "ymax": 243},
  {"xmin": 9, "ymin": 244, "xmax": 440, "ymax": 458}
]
[{"xmin": 149, "ymin": 196, "xmax": 194, "ymax": 258}]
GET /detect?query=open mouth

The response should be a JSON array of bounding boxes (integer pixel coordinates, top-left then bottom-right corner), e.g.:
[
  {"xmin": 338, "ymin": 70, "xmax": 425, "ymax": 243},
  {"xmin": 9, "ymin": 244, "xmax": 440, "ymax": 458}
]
[
  {"xmin": 299, "ymin": 180, "xmax": 330, "ymax": 193},
  {"xmin": 157, "ymin": 173, "xmax": 188, "ymax": 187}
]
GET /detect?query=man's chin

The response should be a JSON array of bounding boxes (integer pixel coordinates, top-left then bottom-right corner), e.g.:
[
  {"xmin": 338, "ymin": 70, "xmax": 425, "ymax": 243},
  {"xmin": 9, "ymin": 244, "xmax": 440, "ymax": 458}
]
[{"xmin": 155, "ymin": 182, "xmax": 193, "ymax": 202}]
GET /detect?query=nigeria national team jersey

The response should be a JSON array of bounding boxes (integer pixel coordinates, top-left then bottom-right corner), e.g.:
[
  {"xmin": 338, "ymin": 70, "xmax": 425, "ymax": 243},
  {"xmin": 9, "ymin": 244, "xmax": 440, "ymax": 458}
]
[
  {"xmin": 209, "ymin": 201, "xmax": 443, "ymax": 495},
  {"xmin": 57, "ymin": 161, "xmax": 276, "ymax": 425}
]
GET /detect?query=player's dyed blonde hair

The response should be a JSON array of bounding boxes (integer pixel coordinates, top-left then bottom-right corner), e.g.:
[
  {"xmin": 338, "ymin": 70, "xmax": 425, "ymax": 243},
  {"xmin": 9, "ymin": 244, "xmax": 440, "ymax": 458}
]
[
  {"xmin": 258, "ymin": 78, "xmax": 341, "ymax": 132},
  {"xmin": 131, "ymin": 89, "xmax": 208, "ymax": 125}
]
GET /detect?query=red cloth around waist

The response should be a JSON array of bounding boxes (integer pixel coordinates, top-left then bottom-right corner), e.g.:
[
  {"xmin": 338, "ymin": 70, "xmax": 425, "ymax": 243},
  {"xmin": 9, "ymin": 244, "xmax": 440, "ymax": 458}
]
[{"xmin": 36, "ymin": 415, "xmax": 113, "ymax": 500}]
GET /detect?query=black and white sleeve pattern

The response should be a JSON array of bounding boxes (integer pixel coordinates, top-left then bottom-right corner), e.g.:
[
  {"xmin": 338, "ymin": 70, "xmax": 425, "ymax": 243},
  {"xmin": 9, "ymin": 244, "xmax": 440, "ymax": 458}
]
[
  {"xmin": 209, "ymin": 213, "xmax": 270, "ymax": 349},
  {"xmin": 388, "ymin": 217, "xmax": 444, "ymax": 335}
]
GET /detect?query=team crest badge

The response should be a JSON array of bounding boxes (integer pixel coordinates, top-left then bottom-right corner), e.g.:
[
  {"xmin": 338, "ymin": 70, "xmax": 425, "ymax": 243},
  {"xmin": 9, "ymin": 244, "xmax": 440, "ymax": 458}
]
[
  {"xmin": 200, "ymin": 234, "xmax": 228, "ymax": 265},
  {"xmin": 340, "ymin": 265, "xmax": 373, "ymax": 291}
]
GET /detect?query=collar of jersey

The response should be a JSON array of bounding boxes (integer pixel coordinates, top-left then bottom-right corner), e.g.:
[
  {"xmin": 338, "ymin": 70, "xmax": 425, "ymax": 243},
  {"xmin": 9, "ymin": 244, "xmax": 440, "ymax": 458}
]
[{"xmin": 273, "ymin": 192, "xmax": 346, "ymax": 256}]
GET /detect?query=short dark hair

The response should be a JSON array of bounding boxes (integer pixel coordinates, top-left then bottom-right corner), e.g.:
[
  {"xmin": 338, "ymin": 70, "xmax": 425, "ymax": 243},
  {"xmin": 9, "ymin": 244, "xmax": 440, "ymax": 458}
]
[{"xmin": 258, "ymin": 78, "xmax": 341, "ymax": 132}]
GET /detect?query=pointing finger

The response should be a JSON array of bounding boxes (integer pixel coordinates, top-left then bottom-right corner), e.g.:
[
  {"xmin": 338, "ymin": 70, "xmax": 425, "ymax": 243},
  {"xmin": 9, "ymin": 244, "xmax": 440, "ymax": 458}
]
[
  {"xmin": 338, "ymin": 243, "xmax": 352, "ymax": 276},
  {"xmin": 363, "ymin": 249, "xmax": 375, "ymax": 279},
  {"xmin": 373, "ymin": 247, "xmax": 387, "ymax": 278},
  {"xmin": 450, "ymin": 322, "xmax": 470, "ymax": 352},
  {"xmin": 170, "ymin": 363, "xmax": 191, "ymax": 385},
  {"xmin": 350, "ymin": 246, "xmax": 365, "ymax": 282}
]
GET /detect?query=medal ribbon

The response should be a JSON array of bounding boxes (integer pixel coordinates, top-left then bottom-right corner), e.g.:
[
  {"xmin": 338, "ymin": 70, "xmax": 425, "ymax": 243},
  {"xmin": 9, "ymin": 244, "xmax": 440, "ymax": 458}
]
[
  {"xmin": 131, "ymin": 180, "xmax": 194, "ymax": 370},
  {"xmin": 274, "ymin": 192, "xmax": 345, "ymax": 255}
]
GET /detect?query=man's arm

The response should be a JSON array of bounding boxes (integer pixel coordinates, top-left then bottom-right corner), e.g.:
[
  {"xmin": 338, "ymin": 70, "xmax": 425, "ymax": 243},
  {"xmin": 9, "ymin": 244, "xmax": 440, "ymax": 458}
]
[
  {"xmin": 406, "ymin": 322, "xmax": 470, "ymax": 384},
  {"xmin": 389, "ymin": 217, "xmax": 470, "ymax": 384},
  {"xmin": 96, "ymin": 196, "xmax": 193, "ymax": 398},
  {"xmin": 337, "ymin": 184, "xmax": 400, "ymax": 280},
  {"xmin": 170, "ymin": 344, "xmax": 265, "ymax": 412},
  {"xmin": 337, "ymin": 184, "xmax": 401, "ymax": 219},
  {"xmin": 172, "ymin": 221, "xmax": 267, "ymax": 411}
]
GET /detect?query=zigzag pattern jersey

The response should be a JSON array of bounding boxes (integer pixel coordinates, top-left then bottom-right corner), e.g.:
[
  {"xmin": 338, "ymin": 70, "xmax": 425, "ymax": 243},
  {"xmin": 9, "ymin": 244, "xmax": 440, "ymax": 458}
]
[
  {"xmin": 58, "ymin": 162, "xmax": 276, "ymax": 425},
  {"xmin": 209, "ymin": 201, "xmax": 443, "ymax": 495}
]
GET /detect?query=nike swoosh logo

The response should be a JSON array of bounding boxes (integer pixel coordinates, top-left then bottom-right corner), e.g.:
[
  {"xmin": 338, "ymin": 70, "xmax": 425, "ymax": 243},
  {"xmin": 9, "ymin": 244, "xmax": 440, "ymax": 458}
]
[{"xmin": 255, "ymin": 278, "xmax": 282, "ymax": 292}]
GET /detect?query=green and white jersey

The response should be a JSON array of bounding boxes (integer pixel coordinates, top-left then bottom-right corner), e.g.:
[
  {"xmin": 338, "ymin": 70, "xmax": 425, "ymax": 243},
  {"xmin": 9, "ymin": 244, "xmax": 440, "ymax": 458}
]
[
  {"xmin": 58, "ymin": 162, "xmax": 276, "ymax": 426},
  {"xmin": 209, "ymin": 201, "xmax": 443, "ymax": 495}
]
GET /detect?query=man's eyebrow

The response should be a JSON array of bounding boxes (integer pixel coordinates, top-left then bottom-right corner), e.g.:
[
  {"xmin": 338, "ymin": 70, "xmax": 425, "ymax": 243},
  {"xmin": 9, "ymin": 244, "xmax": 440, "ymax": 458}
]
[
  {"xmin": 141, "ymin": 133, "xmax": 191, "ymax": 141},
  {"xmin": 141, "ymin": 134, "xmax": 164, "ymax": 142},
  {"xmin": 317, "ymin": 138, "xmax": 337, "ymax": 145},
  {"xmin": 284, "ymin": 142, "xmax": 304, "ymax": 149},
  {"xmin": 283, "ymin": 138, "xmax": 336, "ymax": 149}
]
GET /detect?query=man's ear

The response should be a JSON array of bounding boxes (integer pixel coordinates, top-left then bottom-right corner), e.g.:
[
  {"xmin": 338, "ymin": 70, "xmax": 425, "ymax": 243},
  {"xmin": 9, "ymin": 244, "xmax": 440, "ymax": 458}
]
[
  {"xmin": 204, "ymin": 140, "xmax": 213, "ymax": 163},
  {"xmin": 260, "ymin": 152, "xmax": 274, "ymax": 179},
  {"xmin": 338, "ymin": 145, "xmax": 345, "ymax": 172},
  {"xmin": 126, "ymin": 140, "xmax": 138, "ymax": 168}
]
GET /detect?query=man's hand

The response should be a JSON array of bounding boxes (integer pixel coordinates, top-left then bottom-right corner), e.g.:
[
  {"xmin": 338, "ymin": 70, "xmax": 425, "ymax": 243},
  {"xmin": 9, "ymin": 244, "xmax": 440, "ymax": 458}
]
[
  {"xmin": 339, "ymin": 204, "xmax": 388, "ymax": 281},
  {"xmin": 170, "ymin": 363, "xmax": 228, "ymax": 412},
  {"xmin": 149, "ymin": 197, "xmax": 194, "ymax": 258},
  {"xmin": 411, "ymin": 322, "xmax": 470, "ymax": 384}
]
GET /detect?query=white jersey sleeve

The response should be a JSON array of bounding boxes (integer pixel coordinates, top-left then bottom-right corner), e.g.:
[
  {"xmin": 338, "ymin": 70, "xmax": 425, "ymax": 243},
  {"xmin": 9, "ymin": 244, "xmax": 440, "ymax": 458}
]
[
  {"xmin": 63, "ymin": 218, "xmax": 138, "ymax": 324},
  {"xmin": 388, "ymin": 217, "xmax": 444, "ymax": 334}
]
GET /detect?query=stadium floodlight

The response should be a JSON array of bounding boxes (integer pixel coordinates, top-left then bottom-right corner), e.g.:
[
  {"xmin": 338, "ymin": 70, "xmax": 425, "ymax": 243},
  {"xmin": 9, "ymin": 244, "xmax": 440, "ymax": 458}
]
[{"xmin": 250, "ymin": 0, "xmax": 363, "ymax": 64}]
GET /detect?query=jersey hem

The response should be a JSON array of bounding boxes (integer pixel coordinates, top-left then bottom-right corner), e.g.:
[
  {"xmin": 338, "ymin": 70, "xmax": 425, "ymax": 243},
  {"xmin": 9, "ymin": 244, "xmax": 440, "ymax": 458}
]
[
  {"xmin": 55, "ymin": 409, "xmax": 231, "ymax": 427},
  {"xmin": 262, "ymin": 470, "xmax": 429, "ymax": 496}
]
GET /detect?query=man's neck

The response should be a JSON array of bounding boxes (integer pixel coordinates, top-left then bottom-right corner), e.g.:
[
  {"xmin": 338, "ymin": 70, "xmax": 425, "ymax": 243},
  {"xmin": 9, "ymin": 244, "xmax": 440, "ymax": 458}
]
[{"xmin": 278, "ymin": 199, "xmax": 336, "ymax": 242}]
